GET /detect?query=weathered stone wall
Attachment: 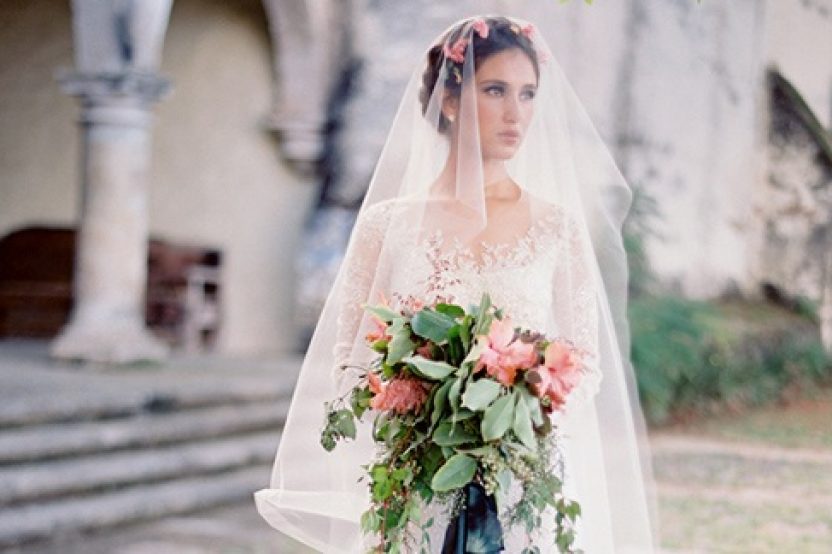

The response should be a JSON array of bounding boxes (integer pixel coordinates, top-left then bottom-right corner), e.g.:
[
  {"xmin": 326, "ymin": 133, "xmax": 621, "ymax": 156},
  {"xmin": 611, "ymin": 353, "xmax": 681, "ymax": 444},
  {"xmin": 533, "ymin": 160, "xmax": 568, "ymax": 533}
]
[
  {"xmin": 760, "ymin": 70, "xmax": 832, "ymax": 350},
  {"xmin": 617, "ymin": 1, "xmax": 768, "ymax": 297}
]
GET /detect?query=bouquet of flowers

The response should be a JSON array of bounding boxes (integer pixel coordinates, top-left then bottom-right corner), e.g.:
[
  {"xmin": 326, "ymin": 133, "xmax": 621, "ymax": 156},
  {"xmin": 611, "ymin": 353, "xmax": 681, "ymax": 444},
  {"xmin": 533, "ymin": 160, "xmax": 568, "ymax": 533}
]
[{"xmin": 321, "ymin": 292, "xmax": 587, "ymax": 553}]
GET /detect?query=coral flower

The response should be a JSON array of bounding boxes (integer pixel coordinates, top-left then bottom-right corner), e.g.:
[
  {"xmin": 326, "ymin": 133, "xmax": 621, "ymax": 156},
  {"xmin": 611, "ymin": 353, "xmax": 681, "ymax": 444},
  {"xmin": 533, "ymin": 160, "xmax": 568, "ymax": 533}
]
[
  {"xmin": 474, "ymin": 317, "xmax": 537, "ymax": 386},
  {"xmin": 443, "ymin": 38, "xmax": 468, "ymax": 63},
  {"xmin": 365, "ymin": 316, "xmax": 389, "ymax": 343},
  {"xmin": 521, "ymin": 23, "xmax": 535, "ymax": 38},
  {"xmin": 415, "ymin": 342, "xmax": 434, "ymax": 359},
  {"xmin": 472, "ymin": 19, "xmax": 489, "ymax": 39},
  {"xmin": 368, "ymin": 373, "xmax": 431, "ymax": 415},
  {"xmin": 529, "ymin": 340, "xmax": 584, "ymax": 410}
]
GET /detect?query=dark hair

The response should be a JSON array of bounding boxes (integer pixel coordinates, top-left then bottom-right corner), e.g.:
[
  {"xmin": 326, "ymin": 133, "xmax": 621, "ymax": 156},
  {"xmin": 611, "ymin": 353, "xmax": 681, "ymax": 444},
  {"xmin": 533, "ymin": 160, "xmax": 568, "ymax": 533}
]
[{"xmin": 419, "ymin": 16, "xmax": 540, "ymax": 133}]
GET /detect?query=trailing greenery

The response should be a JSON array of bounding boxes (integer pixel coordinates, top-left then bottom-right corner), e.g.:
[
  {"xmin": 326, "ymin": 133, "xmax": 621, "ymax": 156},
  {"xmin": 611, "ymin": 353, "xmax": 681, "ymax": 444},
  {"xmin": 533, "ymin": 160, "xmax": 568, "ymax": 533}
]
[{"xmin": 629, "ymin": 296, "xmax": 832, "ymax": 425}]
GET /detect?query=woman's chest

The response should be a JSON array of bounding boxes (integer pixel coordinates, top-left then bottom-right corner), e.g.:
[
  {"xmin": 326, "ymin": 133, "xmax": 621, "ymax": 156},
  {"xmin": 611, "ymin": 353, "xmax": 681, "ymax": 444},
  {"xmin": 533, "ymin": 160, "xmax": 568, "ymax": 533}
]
[{"xmin": 388, "ymin": 230, "xmax": 560, "ymax": 330}]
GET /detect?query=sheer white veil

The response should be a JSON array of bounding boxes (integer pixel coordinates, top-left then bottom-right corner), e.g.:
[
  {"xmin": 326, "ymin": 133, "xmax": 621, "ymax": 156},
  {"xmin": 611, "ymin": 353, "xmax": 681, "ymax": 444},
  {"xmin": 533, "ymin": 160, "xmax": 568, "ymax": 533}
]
[{"xmin": 256, "ymin": 14, "xmax": 660, "ymax": 553}]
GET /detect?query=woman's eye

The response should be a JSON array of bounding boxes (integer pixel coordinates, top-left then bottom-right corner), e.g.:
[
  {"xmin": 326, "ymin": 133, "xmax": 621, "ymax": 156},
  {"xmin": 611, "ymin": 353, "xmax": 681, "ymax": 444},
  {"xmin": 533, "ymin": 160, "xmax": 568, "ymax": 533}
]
[
  {"xmin": 521, "ymin": 89, "xmax": 536, "ymax": 100},
  {"xmin": 484, "ymin": 85, "xmax": 504, "ymax": 96}
]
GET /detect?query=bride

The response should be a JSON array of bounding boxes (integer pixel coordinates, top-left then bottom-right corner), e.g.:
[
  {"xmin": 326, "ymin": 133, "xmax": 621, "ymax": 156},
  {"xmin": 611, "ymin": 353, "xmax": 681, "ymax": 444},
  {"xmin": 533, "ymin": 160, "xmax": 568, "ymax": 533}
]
[{"xmin": 256, "ymin": 15, "xmax": 660, "ymax": 553}]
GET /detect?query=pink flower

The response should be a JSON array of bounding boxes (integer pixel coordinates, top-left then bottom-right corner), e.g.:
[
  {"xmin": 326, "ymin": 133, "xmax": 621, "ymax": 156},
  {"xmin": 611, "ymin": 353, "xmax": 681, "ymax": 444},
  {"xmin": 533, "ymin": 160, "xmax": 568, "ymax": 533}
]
[
  {"xmin": 365, "ymin": 315, "xmax": 389, "ymax": 343},
  {"xmin": 415, "ymin": 343, "xmax": 434, "ymax": 359},
  {"xmin": 443, "ymin": 38, "xmax": 468, "ymax": 63},
  {"xmin": 368, "ymin": 373, "xmax": 431, "ymax": 415},
  {"xmin": 474, "ymin": 317, "xmax": 537, "ymax": 386},
  {"xmin": 472, "ymin": 19, "xmax": 489, "ymax": 39},
  {"xmin": 529, "ymin": 340, "xmax": 584, "ymax": 411},
  {"xmin": 521, "ymin": 23, "xmax": 535, "ymax": 39}
]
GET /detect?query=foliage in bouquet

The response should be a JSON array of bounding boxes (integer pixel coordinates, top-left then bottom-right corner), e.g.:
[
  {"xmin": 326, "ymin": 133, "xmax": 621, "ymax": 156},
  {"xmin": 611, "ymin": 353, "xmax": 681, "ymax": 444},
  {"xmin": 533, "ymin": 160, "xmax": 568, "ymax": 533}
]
[{"xmin": 321, "ymin": 293, "xmax": 587, "ymax": 553}]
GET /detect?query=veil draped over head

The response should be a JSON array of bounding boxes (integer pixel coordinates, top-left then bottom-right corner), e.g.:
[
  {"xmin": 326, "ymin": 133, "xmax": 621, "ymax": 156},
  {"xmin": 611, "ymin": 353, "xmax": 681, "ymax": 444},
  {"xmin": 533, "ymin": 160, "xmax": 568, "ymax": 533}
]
[{"xmin": 256, "ymin": 14, "xmax": 659, "ymax": 554}]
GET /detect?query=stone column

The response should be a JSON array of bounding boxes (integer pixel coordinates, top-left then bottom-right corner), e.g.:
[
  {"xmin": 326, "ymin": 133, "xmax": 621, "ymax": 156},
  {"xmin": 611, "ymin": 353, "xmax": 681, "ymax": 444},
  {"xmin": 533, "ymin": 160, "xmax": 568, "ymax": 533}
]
[
  {"xmin": 261, "ymin": 0, "xmax": 342, "ymax": 175},
  {"xmin": 50, "ymin": 0, "xmax": 172, "ymax": 364}
]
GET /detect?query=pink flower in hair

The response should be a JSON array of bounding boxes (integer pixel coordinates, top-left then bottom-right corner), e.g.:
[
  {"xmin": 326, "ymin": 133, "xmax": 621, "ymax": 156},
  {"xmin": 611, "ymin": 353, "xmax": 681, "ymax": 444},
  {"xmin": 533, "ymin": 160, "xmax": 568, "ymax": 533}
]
[
  {"xmin": 521, "ymin": 23, "xmax": 536, "ymax": 38},
  {"xmin": 472, "ymin": 19, "xmax": 489, "ymax": 39},
  {"xmin": 443, "ymin": 38, "xmax": 468, "ymax": 63}
]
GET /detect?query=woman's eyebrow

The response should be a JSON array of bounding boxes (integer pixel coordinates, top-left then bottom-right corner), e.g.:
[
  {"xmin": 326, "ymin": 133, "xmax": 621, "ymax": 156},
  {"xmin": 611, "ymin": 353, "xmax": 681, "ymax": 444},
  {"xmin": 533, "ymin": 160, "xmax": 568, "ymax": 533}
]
[
  {"xmin": 479, "ymin": 79, "xmax": 538, "ymax": 89},
  {"xmin": 479, "ymin": 79, "xmax": 508, "ymax": 86}
]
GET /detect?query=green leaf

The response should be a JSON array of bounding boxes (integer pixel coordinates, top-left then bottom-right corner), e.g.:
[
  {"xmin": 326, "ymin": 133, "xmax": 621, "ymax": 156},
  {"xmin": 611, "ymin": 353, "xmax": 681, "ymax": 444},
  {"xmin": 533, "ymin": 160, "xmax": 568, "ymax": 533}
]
[
  {"xmin": 448, "ymin": 377, "xmax": 462, "ymax": 412},
  {"xmin": 386, "ymin": 329, "xmax": 414, "ymax": 365},
  {"xmin": 461, "ymin": 378, "xmax": 502, "ymax": 411},
  {"xmin": 481, "ymin": 393, "xmax": 515, "ymax": 441},
  {"xmin": 461, "ymin": 337, "xmax": 484, "ymax": 368},
  {"xmin": 451, "ymin": 408, "xmax": 476, "ymax": 422},
  {"xmin": 370, "ymin": 338, "xmax": 388, "ymax": 353},
  {"xmin": 363, "ymin": 304, "xmax": 399, "ymax": 322},
  {"xmin": 431, "ymin": 379, "xmax": 453, "ymax": 426},
  {"xmin": 431, "ymin": 453, "xmax": 477, "ymax": 492},
  {"xmin": 459, "ymin": 317, "xmax": 472, "ymax": 350},
  {"xmin": 512, "ymin": 391, "xmax": 536, "ymax": 450},
  {"xmin": 519, "ymin": 386, "xmax": 544, "ymax": 427},
  {"xmin": 432, "ymin": 421, "xmax": 479, "ymax": 446},
  {"xmin": 435, "ymin": 303, "xmax": 465, "ymax": 318},
  {"xmin": 403, "ymin": 356, "xmax": 456, "ymax": 380},
  {"xmin": 447, "ymin": 326, "xmax": 463, "ymax": 365},
  {"xmin": 411, "ymin": 308, "xmax": 457, "ymax": 343},
  {"xmin": 472, "ymin": 293, "xmax": 492, "ymax": 336},
  {"xmin": 360, "ymin": 508, "xmax": 380, "ymax": 533},
  {"xmin": 351, "ymin": 387, "xmax": 373, "ymax": 420}
]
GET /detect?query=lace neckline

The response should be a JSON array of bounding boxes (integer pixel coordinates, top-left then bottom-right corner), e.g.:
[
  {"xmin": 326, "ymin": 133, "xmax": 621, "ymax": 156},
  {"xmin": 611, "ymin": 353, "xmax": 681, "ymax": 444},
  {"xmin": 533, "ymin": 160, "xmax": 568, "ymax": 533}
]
[{"xmin": 420, "ymin": 209, "xmax": 559, "ymax": 275}]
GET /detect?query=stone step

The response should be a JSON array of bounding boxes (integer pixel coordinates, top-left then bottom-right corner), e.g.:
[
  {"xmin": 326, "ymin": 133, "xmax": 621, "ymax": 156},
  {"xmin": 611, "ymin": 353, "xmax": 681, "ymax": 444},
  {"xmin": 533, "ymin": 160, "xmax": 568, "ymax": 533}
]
[
  {"xmin": 0, "ymin": 464, "xmax": 273, "ymax": 549},
  {"xmin": 0, "ymin": 399, "xmax": 290, "ymax": 465},
  {"xmin": 0, "ymin": 371, "xmax": 295, "ymax": 430},
  {"xmin": 0, "ymin": 431, "xmax": 282, "ymax": 507}
]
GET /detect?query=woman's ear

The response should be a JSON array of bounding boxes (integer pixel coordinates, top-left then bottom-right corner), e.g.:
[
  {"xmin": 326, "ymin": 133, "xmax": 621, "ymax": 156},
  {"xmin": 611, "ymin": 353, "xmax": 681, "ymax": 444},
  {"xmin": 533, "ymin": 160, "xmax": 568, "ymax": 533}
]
[{"xmin": 442, "ymin": 93, "xmax": 459, "ymax": 123}]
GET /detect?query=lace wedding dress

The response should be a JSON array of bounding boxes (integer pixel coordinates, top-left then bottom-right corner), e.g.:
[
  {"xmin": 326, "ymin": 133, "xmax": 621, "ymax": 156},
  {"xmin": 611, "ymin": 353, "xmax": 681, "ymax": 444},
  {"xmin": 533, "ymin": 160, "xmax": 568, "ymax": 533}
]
[{"xmin": 332, "ymin": 197, "xmax": 602, "ymax": 552}]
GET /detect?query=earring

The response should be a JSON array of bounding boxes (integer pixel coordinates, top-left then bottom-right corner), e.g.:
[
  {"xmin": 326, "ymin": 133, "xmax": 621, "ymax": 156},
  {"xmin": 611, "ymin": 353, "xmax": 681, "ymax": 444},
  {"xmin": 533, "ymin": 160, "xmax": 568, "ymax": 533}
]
[{"xmin": 447, "ymin": 114, "xmax": 456, "ymax": 122}]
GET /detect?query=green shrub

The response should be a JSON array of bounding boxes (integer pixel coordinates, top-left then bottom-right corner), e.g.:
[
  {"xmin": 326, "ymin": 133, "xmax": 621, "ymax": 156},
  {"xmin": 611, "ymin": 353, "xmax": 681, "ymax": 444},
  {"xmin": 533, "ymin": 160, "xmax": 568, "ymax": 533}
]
[{"xmin": 628, "ymin": 295, "xmax": 832, "ymax": 425}]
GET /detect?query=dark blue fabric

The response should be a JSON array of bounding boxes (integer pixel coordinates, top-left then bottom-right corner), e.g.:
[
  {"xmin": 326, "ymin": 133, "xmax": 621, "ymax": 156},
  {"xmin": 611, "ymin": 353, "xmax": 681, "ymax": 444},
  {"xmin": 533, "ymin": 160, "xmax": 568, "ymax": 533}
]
[{"xmin": 441, "ymin": 482, "xmax": 504, "ymax": 553}]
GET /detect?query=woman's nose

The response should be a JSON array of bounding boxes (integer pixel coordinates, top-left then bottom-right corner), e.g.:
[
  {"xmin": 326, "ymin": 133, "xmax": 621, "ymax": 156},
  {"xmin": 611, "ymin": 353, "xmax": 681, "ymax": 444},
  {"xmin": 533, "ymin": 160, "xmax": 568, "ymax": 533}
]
[{"xmin": 503, "ymin": 96, "xmax": 520, "ymax": 122}]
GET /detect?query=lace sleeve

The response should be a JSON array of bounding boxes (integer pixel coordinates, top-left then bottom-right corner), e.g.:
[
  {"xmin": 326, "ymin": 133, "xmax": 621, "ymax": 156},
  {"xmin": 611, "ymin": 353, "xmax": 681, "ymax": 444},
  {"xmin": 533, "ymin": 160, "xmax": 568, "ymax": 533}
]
[
  {"xmin": 554, "ymin": 211, "xmax": 602, "ymax": 412},
  {"xmin": 331, "ymin": 202, "xmax": 391, "ymax": 389}
]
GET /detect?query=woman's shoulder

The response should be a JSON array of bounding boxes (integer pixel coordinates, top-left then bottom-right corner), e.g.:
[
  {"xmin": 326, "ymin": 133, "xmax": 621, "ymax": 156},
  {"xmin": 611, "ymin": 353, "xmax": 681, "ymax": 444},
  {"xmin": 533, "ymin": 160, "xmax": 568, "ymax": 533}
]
[
  {"xmin": 356, "ymin": 195, "xmax": 441, "ymax": 224},
  {"xmin": 526, "ymin": 193, "xmax": 583, "ymax": 235},
  {"xmin": 355, "ymin": 197, "xmax": 411, "ymax": 226}
]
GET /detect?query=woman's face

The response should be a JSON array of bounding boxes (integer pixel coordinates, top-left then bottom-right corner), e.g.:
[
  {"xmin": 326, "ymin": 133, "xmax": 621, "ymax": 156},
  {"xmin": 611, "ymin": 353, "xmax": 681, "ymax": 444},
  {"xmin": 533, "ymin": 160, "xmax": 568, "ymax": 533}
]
[{"xmin": 473, "ymin": 49, "xmax": 538, "ymax": 161}]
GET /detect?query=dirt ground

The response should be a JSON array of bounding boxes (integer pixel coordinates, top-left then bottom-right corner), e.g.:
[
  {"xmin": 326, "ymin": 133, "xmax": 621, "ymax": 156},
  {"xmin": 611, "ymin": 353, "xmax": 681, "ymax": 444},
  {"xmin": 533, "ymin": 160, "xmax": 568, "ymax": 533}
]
[
  {"xmin": 651, "ymin": 386, "xmax": 832, "ymax": 552},
  {"xmin": 11, "ymin": 389, "xmax": 831, "ymax": 553}
]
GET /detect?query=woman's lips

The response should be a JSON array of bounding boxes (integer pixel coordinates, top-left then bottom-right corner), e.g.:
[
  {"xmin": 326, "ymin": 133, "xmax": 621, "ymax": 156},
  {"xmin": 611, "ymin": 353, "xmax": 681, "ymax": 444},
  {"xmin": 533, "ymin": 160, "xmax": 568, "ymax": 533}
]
[{"xmin": 499, "ymin": 131, "xmax": 521, "ymax": 143}]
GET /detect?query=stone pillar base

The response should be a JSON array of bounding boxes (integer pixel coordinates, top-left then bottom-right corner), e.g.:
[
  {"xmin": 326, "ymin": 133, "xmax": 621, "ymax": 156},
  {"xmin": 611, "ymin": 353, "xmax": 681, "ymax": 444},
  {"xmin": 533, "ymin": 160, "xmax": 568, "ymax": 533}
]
[{"xmin": 50, "ymin": 320, "xmax": 169, "ymax": 365}]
